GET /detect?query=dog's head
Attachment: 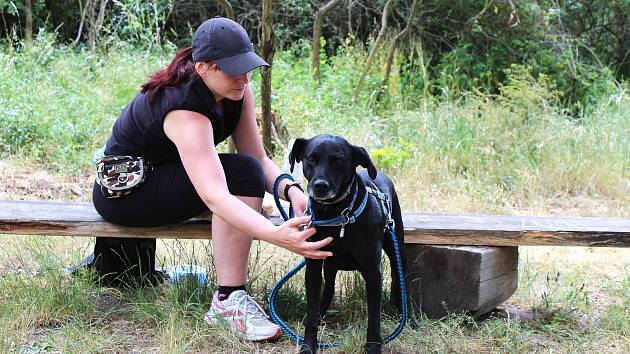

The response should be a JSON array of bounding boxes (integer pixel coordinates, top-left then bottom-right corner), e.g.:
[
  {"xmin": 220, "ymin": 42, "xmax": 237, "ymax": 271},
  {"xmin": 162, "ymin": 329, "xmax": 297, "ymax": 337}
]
[{"xmin": 289, "ymin": 134, "xmax": 377, "ymax": 202}]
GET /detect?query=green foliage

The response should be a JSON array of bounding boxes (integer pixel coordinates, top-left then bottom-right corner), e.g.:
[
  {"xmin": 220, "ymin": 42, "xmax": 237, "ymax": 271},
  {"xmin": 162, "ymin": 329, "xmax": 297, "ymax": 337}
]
[
  {"xmin": 1, "ymin": 33, "xmax": 628, "ymax": 212},
  {"xmin": 533, "ymin": 271, "xmax": 590, "ymax": 321},
  {"xmin": 1, "ymin": 1, "xmax": 627, "ymax": 111},
  {"xmin": 410, "ymin": 0, "xmax": 627, "ymax": 110},
  {"xmin": 0, "ymin": 30, "xmax": 168, "ymax": 172},
  {"xmin": 109, "ymin": 0, "xmax": 174, "ymax": 48},
  {"xmin": 370, "ymin": 138, "xmax": 416, "ymax": 176},
  {"xmin": 0, "ymin": 0, "xmax": 19, "ymax": 16}
]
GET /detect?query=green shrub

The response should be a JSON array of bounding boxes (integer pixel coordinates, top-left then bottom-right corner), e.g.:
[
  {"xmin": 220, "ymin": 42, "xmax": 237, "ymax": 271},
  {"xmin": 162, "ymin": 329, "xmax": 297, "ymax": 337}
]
[{"xmin": 0, "ymin": 31, "xmax": 168, "ymax": 172}]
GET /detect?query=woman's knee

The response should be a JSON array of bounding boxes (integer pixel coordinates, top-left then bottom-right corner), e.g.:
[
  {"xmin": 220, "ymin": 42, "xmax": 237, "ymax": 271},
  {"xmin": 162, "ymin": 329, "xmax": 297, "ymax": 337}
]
[{"xmin": 220, "ymin": 154, "xmax": 265, "ymax": 198}]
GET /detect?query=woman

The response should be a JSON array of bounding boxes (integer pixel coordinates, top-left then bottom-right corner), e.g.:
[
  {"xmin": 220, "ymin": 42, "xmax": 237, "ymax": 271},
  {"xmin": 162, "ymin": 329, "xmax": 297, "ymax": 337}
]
[{"xmin": 90, "ymin": 17, "xmax": 333, "ymax": 341}]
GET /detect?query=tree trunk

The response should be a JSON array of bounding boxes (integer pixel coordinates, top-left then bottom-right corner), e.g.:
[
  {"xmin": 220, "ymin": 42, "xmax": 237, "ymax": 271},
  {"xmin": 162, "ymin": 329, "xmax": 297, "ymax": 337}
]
[
  {"xmin": 88, "ymin": 0, "xmax": 108, "ymax": 50},
  {"xmin": 311, "ymin": 0, "xmax": 343, "ymax": 82},
  {"xmin": 260, "ymin": 0, "xmax": 275, "ymax": 154},
  {"xmin": 24, "ymin": 0, "xmax": 33, "ymax": 40},
  {"xmin": 1, "ymin": 10, "xmax": 9, "ymax": 40},
  {"xmin": 152, "ymin": 1, "xmax": 160, "ymax": 47},
  {"xmin": 383, "ymin": 0, "xmax": 418, "ymax": 87},
  {"xmin": 352, "ymin": 0, "xmax": 394, "ymax": 102},
  {"xmin": 86, "ymin": 0, "xmax": 97, "ymax": 49},
  {"xmin": 217, "ymin": 0, "xmax": 235, "ymax": 20},
  {"xmin": 74, "ymin": 0, "xmax": 93, "ymax": 45},
  {"xmin": 347, "ymin": 0, "xmax": 354, "ymax": 37}
]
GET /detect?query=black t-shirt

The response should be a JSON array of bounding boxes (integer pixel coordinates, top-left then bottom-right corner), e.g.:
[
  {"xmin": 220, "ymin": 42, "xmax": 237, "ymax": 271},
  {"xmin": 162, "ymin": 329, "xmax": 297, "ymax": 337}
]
[{"xmin": 105, "ymin": 75, "xmax": 242, "ymax": 163}]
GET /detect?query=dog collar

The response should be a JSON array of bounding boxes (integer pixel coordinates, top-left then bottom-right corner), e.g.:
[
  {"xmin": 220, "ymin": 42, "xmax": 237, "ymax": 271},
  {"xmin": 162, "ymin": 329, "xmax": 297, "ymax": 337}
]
[{"xmin": 306, "ymin": 178, "xmax": 368, "ymax": 238}]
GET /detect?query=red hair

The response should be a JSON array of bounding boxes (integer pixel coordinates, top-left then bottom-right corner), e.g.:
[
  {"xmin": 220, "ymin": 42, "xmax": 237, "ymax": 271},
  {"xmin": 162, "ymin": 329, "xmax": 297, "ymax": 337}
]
[{"xmin": 141, "ymin": 47, "xmax": 197, "ymax": 99}]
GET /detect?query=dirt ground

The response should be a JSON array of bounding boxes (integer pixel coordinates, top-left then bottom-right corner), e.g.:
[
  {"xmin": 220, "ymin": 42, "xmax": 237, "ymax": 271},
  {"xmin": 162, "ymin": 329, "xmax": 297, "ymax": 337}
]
[{"xmin": 0, "ymin": 159, "xmax": 92, "ymax": 202}]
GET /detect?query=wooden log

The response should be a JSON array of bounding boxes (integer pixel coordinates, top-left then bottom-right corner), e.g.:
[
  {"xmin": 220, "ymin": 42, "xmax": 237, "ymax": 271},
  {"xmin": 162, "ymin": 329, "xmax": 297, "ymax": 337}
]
[
  {"xmin": 1, "ymin": 200, "xmax": 629, "ymax": 247},
  {"xmin": 406, "ymin": 245, "xmax": 518, "ymax": 319}
]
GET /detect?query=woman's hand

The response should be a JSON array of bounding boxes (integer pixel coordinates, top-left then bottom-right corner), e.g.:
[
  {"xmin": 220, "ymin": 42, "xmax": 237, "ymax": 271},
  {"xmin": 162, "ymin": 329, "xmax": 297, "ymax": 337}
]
[
  {"xmin": 288, "ymin": 186, "xmax": 308, "ymax": 217},
  {"xmin": 272, "ymin": 215, "xmax": 333, "ymax": 259}
]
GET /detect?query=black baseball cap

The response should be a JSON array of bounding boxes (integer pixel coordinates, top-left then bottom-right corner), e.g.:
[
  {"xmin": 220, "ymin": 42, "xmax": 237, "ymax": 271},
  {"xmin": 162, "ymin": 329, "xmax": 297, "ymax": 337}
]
[{"xmin": 192, "ymin": 17, "xmax": 269, "ymax": 77}]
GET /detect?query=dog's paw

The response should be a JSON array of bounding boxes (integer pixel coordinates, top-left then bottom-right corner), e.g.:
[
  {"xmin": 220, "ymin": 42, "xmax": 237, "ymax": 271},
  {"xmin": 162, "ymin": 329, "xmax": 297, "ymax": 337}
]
[
  {"xmin": 299, "ymin": 343, "xmax": 317, "ymax": 354},
  {"xmin": 364, "ymin": 342, "xmax": 382, "ymax": 354}
]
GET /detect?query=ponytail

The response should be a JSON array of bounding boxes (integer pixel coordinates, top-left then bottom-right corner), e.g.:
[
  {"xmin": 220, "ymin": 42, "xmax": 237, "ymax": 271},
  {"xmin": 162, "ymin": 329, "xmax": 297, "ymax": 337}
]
[{"xmin": 141, "ymin": 47, "xmax": 196, "ymax": 100}]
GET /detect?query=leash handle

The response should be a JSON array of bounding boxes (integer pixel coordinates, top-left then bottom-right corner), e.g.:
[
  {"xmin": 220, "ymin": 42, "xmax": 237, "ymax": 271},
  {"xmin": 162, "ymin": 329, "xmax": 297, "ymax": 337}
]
[{"xmin": 273, "ymin": 173, "xmax": 296, "ymax": 221}]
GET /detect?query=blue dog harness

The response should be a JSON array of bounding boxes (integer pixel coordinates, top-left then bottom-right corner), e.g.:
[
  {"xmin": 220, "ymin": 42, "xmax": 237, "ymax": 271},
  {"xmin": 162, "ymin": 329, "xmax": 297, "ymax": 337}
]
[{"xmin": 305, "ymin": 177, "xmax": 395, "ymax": 239}]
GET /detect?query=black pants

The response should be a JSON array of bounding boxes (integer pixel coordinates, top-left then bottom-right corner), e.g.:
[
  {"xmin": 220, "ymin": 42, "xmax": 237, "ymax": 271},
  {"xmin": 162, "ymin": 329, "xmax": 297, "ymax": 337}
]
[{"xmin": 89, "ymin": 153, "xmax": 265, "ymax": 285}]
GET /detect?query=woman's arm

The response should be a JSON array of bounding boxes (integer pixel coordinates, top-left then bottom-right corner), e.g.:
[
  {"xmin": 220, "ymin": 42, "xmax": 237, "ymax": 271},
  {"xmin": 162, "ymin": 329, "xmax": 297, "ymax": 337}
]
[
  {"xmin": 231, "ymin": 86, "xmax": 307, "ymax": 215},
  {"xmin": 163, "ymin": 109, "xmax": 331, "ymax": 258}
]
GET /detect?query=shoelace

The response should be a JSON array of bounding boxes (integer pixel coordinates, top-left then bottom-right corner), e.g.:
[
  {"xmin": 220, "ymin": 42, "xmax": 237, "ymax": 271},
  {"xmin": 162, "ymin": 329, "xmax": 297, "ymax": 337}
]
[{"xmin": 236, "ymin": 294, "xmax": 270, "ymax": 322}]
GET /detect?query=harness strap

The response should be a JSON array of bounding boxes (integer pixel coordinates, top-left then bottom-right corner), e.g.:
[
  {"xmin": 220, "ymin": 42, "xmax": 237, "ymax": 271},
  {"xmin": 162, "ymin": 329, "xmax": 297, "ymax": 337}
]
[{"xmin": 365, "ymin": 183, "xmax": 394, "ymax": 230}]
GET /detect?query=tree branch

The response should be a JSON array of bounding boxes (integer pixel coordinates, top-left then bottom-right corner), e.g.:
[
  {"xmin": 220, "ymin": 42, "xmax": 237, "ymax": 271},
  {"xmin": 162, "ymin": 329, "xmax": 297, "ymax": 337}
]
[
  {"xmin": 311, "ymin": 0, "xmax": 343, "ymax": 82},
  {"xmin": 383, "ymin": 0, "xmax": 418, "ymax": 86},
  {"xmin": 352, "ymin": 0, "xmax": 394, "ymax": 102}
]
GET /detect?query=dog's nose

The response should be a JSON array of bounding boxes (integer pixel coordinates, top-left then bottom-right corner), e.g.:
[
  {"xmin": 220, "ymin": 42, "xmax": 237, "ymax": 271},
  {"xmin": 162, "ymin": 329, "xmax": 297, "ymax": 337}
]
[{"xmin": 311, "ymin": 180, "xmax": 330, "ymax": 194}]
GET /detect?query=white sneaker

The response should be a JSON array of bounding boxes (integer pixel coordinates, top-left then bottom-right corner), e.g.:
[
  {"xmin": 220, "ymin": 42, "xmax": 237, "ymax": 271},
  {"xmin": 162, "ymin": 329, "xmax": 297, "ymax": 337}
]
[{"xmin": 203, "ymin": 290, "xmax": 282, "ymax": 341}]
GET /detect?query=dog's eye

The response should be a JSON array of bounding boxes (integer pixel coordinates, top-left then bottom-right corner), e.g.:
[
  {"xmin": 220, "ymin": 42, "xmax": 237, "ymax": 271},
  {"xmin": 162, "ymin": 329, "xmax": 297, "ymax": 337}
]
[
  {"xmin": 330, "ymin": 156, "xmax": 343, "ymax": 165},
  {"xmin": 305, "ymin": 155, "xmax": 316, "ymax": 163}
]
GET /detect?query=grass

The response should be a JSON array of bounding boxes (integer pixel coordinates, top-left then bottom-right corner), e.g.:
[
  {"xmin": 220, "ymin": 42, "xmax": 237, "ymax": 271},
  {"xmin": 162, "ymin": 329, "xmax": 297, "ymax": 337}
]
[
  {"xmin": 1, "ymin": 237, "xmax": 629, "ymax": 353},
  {"xmin": 0, "ymin": 33, "xmax": 629, "ymax": 352},
  {"xmin": 1, "ymin": 32, "xmax": 628, "ymax": 215}
]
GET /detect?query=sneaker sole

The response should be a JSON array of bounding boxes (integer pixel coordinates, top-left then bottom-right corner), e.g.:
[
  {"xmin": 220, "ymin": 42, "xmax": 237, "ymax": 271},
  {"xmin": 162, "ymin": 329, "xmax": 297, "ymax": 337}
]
[
  {"xmin": 245, "ymin": 327, "xmax": 282, "ymax": 342},
  {"xmin": 203, "ymin": 314, "xmax": 282, "ymax": 342}
]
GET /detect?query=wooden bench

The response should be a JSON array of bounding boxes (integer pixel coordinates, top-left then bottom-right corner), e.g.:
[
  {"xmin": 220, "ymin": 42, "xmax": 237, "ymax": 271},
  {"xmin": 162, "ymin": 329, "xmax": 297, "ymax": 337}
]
[{"xmin": 2, "ymin": 200, "xmax": 629, "ymax": 318}]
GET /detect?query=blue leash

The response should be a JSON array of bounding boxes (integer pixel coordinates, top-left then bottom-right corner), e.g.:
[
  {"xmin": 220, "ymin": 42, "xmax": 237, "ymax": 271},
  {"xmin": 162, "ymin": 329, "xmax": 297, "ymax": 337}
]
[{"xmin": 267, "ymin": 174, "xmax": 408, "ymax": 347}]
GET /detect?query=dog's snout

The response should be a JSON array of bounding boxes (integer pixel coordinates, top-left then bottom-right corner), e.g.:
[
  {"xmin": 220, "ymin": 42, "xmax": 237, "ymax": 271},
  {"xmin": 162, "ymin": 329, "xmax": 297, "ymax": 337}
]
[
  {"xmin": 311, "ymin": 180, "xmax": 330, "ymax": 193},
  {"xmin": 308, "ymin": 178, "xmax": 337, "ymax": 201}
]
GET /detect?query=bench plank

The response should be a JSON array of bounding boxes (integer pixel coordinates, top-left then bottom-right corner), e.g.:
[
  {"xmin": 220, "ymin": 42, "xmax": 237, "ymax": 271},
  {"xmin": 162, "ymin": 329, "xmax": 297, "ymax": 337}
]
[{"xmin": 1, "ymin": 200, "xmax": 629, "ymax": 247}]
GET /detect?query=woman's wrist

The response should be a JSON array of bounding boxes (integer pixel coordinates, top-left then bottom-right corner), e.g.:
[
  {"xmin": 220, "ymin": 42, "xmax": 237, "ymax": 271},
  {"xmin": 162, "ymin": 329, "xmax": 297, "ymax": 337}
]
[
  {"xmin": 288, "ymin": 185, "xmax": 306, "ymax": 203},
  {"xmin": 259, "ymin": 223, "xmax": 280, "ymax": 243},
  {"xmin": 284, "ymin": 182, "xmax": 304, "ymax": 202}
]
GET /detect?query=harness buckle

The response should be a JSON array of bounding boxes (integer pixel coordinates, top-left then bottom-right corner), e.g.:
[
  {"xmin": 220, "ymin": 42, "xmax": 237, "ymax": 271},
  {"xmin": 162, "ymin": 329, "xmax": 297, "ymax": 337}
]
[
  {"xmin": 386, "ymin": 218, "xmax": 395, "ymax": 230},
  {"xmin": 340, "ymin": 208, "xmax": 352, "ymax": 225},
  {"xmin": 298, "ymin": 219, "xmax": 313, "ymax": 232}
]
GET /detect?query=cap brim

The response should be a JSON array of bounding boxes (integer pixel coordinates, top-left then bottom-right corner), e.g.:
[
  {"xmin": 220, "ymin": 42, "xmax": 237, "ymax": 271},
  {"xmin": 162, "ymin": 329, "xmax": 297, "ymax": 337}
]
[{"xmin": 214, "ymin": 51, "xmax": 270, "ymax": 77}]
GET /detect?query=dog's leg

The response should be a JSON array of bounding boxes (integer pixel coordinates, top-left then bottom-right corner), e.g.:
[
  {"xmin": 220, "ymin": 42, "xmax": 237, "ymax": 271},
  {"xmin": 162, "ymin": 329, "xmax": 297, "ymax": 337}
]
[
  {"xmin": 319, "ymin": 263, "xmax": 337, "ymax": 318},
  {"xmin": 360, "ymin": 265, "xmax": 383, "ymax": 354},
  {"xmin": 301, "ymin": 259, "xmax": 323, "ymax": 354}
]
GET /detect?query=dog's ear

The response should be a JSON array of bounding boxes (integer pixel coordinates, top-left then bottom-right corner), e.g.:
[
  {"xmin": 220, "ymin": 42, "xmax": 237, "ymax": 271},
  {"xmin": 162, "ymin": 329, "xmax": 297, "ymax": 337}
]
[
  {"xmin": 352, "ymin": 145, "xmax": 377, "ymax": 179},
  {"xmin": 288, "ymin": 138, "xmax": 308, "ymax": 172}
]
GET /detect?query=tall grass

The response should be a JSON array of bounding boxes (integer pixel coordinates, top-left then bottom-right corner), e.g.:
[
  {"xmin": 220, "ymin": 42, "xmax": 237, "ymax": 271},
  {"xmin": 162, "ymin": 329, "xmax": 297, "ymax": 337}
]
[
  {"xmin": 0, "ymin": 32, "xmax": 170, "ymax": 173},
  {"xmin": 1, "ymin": 32, "xmax": 628, "ymax": 216},
  {"xmin": 1, "ymin": 237, "xmax": 629, "ymax": 353},
  {"xmin": 272, "ymin": 43, "xmax": 630, "ymax": 216}
]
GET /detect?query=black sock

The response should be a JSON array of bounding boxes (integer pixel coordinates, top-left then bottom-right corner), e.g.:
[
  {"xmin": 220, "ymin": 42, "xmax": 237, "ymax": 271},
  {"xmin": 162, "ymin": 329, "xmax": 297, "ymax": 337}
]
[{"xmin": 218, "ymin": 284, "xmax": 246, "ymax": 301}]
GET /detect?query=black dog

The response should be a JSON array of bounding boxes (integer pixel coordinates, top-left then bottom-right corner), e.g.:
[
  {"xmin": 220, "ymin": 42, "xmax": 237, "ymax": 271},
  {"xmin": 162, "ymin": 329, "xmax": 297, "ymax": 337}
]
[{"xmin": 289, "ymin": 134, "xmax": 407, "ymax": 354}]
